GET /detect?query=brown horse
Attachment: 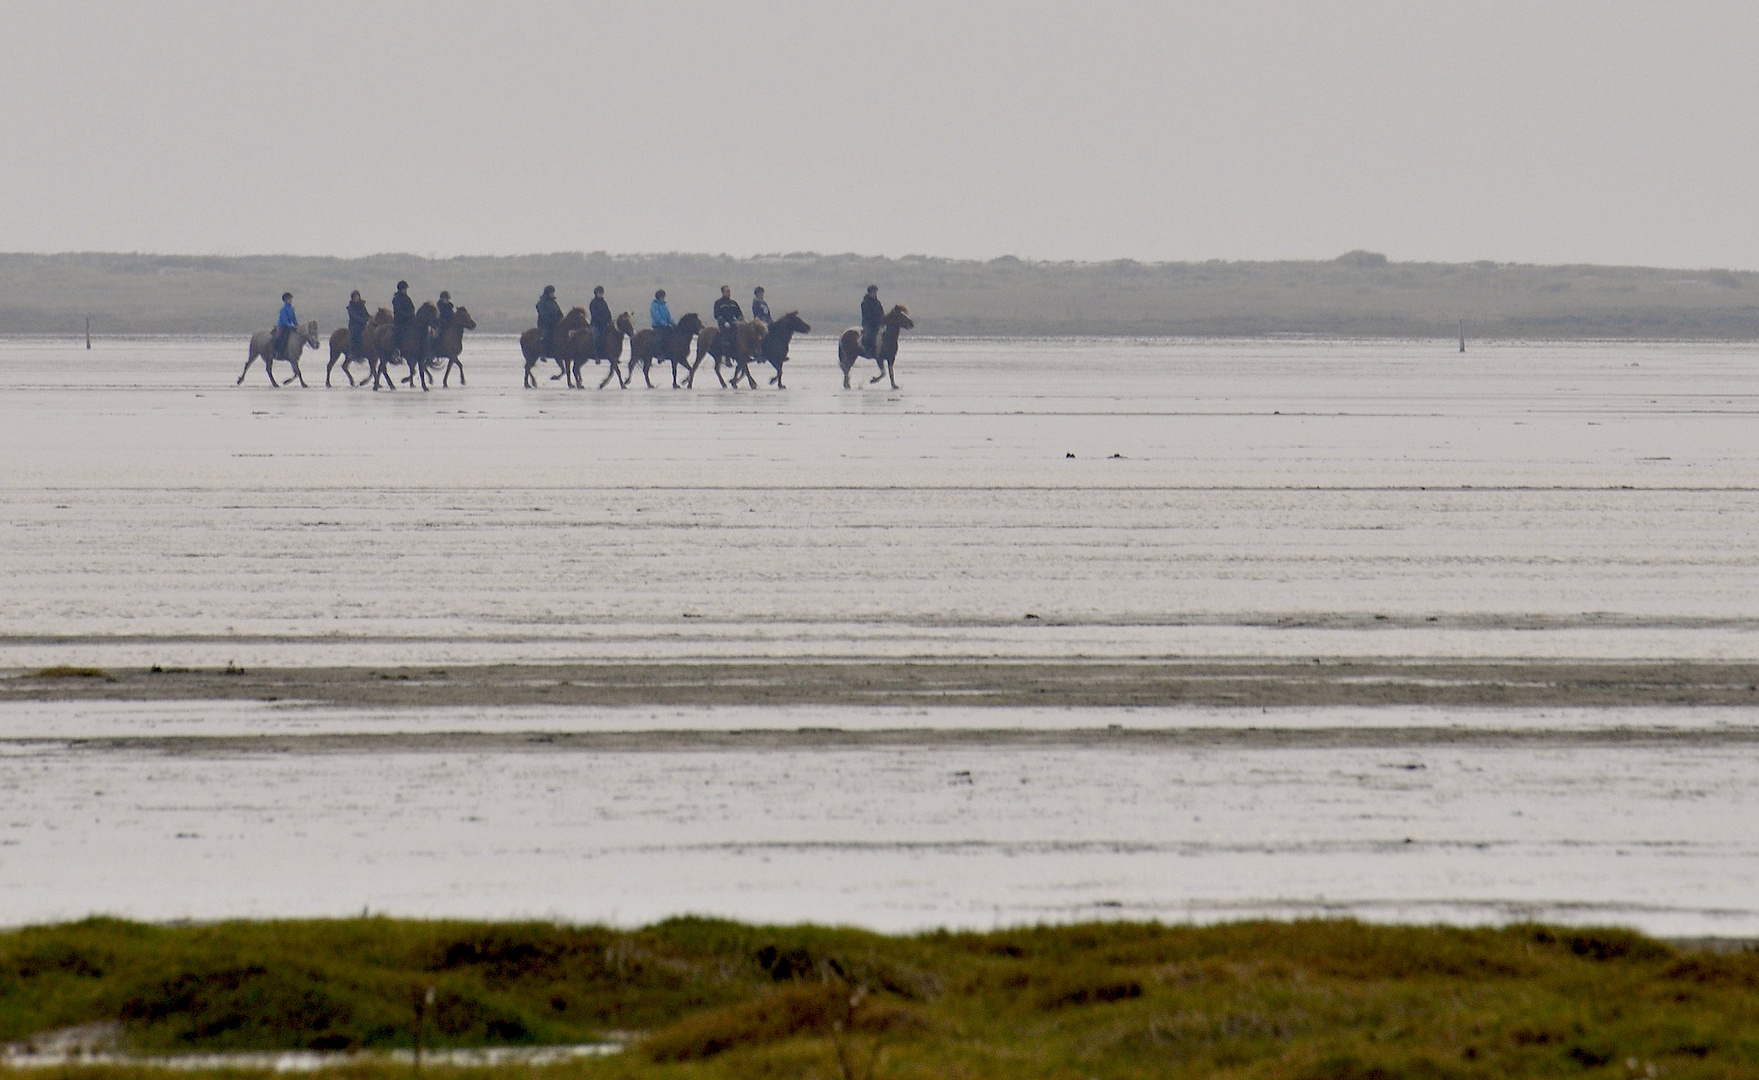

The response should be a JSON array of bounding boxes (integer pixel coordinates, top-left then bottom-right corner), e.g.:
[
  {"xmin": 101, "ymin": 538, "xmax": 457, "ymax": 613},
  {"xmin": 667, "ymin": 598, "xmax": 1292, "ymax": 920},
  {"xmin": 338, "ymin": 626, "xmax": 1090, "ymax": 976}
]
[
  {"xmin": 839, "ymin": 305, "xmax": 914, "ymax": 389},
  {"xmin": 358, "ymin": 309, "xmax": 402, "ymax": 391},
  {"xmin": 563, "ymin": 311, "xmax": 637, "ymax": 389},
  {"xmin": 519, "ymin": 307, "xmax": 589, "ymax": 388},
  {"xmin": 693, "ymin": 321, "xmax": 769, "ymax": 389},
  {"xmin": 325, "ymin": 328, "xmax": 372, "ymax": 388},
  {"xmin": 434, "ymin": 307, "xmax": 477, "ymax": 388},
  {"xmin": 627, "ymin": 312, "xmax": 706, "ymax": 389}
]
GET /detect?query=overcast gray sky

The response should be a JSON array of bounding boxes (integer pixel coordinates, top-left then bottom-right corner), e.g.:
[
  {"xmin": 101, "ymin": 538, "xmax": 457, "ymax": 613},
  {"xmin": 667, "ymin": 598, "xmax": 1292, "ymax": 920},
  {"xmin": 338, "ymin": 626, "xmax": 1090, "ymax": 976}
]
[{"xmin": 1, "ymin": 1, "xmax": 1755, "ymax": 267}]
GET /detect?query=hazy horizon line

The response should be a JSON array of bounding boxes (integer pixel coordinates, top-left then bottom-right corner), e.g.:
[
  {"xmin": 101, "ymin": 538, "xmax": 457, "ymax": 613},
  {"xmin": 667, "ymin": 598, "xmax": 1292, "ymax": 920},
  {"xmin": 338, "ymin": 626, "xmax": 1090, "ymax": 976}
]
[{"xmin": 7, "ymin": 250, "xmax": 1759, "ymax": 275}]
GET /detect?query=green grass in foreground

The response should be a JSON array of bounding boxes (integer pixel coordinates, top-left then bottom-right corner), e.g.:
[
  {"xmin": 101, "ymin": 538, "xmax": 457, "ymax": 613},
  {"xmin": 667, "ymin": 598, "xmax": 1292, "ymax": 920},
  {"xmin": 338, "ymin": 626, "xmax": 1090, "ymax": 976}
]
[{"xmin": 0, "ymin": 918, "xmax": 1755, "ymax": 1078}]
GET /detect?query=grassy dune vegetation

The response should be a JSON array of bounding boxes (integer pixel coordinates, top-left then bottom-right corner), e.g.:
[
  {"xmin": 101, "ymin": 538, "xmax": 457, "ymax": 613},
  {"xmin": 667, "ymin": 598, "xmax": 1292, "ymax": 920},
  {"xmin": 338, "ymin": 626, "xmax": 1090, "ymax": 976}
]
[
  {"xmin": 2, "ymin": 918, "xmax": 1755, "ymax": 1078},
  {"xmin": 6, "ymin": 251, "xmax": 1759, "ymax": 339}
]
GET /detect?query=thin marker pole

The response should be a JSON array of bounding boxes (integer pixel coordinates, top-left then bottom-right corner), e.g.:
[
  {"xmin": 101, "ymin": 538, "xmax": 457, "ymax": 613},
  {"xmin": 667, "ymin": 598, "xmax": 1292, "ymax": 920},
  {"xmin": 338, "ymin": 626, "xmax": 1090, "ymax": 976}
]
[
  {"xmin": 86, "ymin": 316, "xmax": 91, "ymax": 350},
  {"xmin": 1458, "ymin": 319, "xmax": 1465, "ymax": 353}
]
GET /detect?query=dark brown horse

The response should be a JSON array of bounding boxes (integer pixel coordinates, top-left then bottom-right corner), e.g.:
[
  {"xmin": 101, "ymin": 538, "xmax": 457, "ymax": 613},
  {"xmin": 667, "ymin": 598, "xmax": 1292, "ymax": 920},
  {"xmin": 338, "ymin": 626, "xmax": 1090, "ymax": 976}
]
[
  {"xmin": 433, "ymin": 306, "xmax": 477, "ymax": 388},
  {"xmin": 398, "ymin": 302, "xmax": 442, "ymax": 390},
  {"xmin": 753, "ymin": 311, "xmax": 811, "ymax": 389},
  {"xmin": 692, "ymin": 320, "xmax": 769, "ymax": 389},
  {"xmin": 838, "ymin": 305, "xmax": 913, "ymax": 389},
  {"xmin": 627, "ymin": 312, "xmax": 706, "ymax": 389},
  {"xmin": 563, "ymin": 311, "xmax": 637, "ymax": 389},
  {"xmin": 519, "ymin": 307, "xmax": 589, "ymax": 388},
  {"xmin": 358, "ymin": 309, "xmax": 400, "ymax": 390}
]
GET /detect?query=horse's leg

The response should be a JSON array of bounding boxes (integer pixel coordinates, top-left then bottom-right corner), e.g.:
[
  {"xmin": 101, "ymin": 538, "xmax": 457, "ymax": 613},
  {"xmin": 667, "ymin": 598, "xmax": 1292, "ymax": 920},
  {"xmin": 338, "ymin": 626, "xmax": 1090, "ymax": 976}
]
[
  {"xmin": 455, "ymin": 360, "xmax": 465, "ymax": 387},
  {"xmin": 237, "ymin": 353, "xmax": 256, "ymax": 385},
  {"xmin": 265, "ymin": 356, "xmax": 280, "ymax": 388},
  {"xmin": 598, "ymin": 361, "xmax": 618, "ymax": 390},
  {"xmin": 523, "ymin": 360, "xmax": 535, "ymax": 389},
  {"xmin": 640, "ymin": 359, "xmax": 654, "ymax": 389},
  {"xmin": 887, "ymin": 359, "xmax": 899, "ymax": 390},
  {"xmin": 290, "ymin": 355, "xmax": 307, "ymax": 388}
]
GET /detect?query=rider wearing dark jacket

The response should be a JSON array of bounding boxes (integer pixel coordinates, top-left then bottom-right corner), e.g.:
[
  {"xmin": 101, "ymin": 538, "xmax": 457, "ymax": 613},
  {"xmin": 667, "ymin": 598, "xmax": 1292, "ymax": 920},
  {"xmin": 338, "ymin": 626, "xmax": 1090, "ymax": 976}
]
[
  {"xmin": 751, "ymin": 287, "xmax": 771, "ymax": 326},
  {"xmin": 346, "ymin": 292, "xmax": 370, "ymax": 353},
  {"xmin": 536, "ymin": 285, "xmax": 563, "ymax": 355},
  {"xmin": 859, "ymin": 286, "xmax": 883, "ymax": 357},
  {"xmin": 432, "ymin": 291, "xmax": 455, "ymax": 359},
  {"xmin": 391, "ymin": 282, "xmax": 415, "ymax": 365},
  {"xmin": 713, "ymin": 285, "xmax": 743, "ymax": 356},
  {"xmin": 588, "ymin": 287, "xmax": 612, "ymax": 356}
]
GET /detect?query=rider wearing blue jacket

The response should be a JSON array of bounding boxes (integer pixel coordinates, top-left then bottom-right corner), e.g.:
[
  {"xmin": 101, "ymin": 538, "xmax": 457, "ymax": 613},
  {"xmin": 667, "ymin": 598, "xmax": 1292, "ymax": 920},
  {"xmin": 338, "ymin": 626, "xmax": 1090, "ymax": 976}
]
[
  {"xmin": 273, "ymin": 293, "xmax": 298, "ymax": 359},
  {"xmin": 650, "ymin": 289, "xmax": 675, "ymax": 351}
]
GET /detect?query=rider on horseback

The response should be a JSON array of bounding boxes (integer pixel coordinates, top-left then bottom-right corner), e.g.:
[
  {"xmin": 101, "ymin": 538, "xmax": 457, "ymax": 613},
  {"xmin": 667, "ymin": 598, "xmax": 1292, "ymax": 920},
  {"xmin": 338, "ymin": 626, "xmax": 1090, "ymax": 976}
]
[
  {"xmin": 713, "ymin": 285, "xmax": 743, "ymax": 360},
  {"xmin": 751, "ymin": 287, "xmax": 771, "ymax": 326},
  {"xmin": 536, "ymin": 285, "xmax": 563, "ymax": 357},
  {"xmin": 272, "ymin": 293, "xmax": 298, "ymax": 360},
  {"xmin": 589, "ymin": 286, "xmax": 613, "ymax": 357},
  {"xmin": 392, "ymin": 281, "xmax": 414, "ymax": 354},
  {"xmin": 346, "ymin": 291, "xmax": 370, "ymax": 356},
  {"xmin": 860, "ymin": 285, "xmax": 883, "ymax": 358},
  {"xmin": 650, "ymin": 289, "xmax": 675, "ymax": 353}
]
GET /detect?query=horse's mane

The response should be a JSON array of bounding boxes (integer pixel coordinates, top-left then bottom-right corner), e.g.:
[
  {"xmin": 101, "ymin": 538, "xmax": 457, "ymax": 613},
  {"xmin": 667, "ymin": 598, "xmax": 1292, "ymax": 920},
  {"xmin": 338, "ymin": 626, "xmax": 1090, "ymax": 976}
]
[
  {"xmin": 416, "ymin": 301, "xmax": 438, "ymax": 318},
  {"xmin": 371, "ymin": 308, "xmax": 393, "ymax": 324},
  {"xmin": 888, "ymin": 305, "xmax": 909, "ymax": 317}
]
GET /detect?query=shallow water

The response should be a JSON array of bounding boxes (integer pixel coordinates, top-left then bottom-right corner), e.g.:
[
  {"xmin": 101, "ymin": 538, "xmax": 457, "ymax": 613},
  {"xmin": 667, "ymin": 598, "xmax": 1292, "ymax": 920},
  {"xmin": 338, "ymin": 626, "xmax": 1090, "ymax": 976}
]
[
  {"xmin": 1, "ymin": 702, "xmax": 1754, "ymax": 935},
  {"xmin": 6, "ymin": 336, "xmax": 1759, "ymax": 666},
  {"xmin": 5, "ymin": 336, "xmax": 1759, "ymax": 934}
]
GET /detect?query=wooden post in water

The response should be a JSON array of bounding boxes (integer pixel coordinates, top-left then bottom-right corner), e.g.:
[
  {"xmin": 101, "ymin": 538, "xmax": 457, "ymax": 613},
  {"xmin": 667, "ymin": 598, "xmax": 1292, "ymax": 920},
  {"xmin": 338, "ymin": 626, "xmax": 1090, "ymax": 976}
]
[
  {"xmin": 1458, "ymin": 319, "xmax": 1465, "ymax": 353},
  {"xmin": 85, "ymin": 316, "xmax": 91, "ymax": 350},
  {"xmin": 413, "ymin": 984, "xmax": 433, "ymax": 1075}
]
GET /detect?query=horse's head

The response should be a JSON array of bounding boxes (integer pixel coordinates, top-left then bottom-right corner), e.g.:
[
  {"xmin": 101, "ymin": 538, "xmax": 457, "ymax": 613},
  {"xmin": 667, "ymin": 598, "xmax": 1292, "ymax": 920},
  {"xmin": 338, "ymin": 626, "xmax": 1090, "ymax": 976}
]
[
  {"xmin": 371, "ymin": 307, "xmax": 394, "ymax": 324},
  {"xmin": 781, "ymin": 311, "xmax": 810, "ymax": 334},
  {"xmin": 678, "ymin": 312, "xmax": 705, "ymax": 334},
  {"xmin": 615, "ymin": 311, "xmax": 636, "ymax": 335},
  {"xmin": 887, "ymin": 305, "xmax": 914, "ymax": 330},
  {"xmin": 453, "ymin": 307, "xmax": 477, "ymax": 331},
  {"xmin": 415, "ymin": 301, "xmax": 439, "ymax": 324},
  {"xmin": 300, "ymin": 320, "xmax": 322, "ymax": 346},
  {"xmin": 561, "ymin": 307, "xmax": 590, "ymax": 330}
]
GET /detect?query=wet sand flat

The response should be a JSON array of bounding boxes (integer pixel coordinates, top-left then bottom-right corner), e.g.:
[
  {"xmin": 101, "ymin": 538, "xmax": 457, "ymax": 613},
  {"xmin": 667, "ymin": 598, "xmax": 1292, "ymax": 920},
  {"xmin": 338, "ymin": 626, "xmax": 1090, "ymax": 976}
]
[
  {"xmin": 7, "ymin": 337, "xmax": 1759, "ymax": 667},
  {"xmin": 7, "ymin": 336, "xmax": 1759, "ymax": 935}
]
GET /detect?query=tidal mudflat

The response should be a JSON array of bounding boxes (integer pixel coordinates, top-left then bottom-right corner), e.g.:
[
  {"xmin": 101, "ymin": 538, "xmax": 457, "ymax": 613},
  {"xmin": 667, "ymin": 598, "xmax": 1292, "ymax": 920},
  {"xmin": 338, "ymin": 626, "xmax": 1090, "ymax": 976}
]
[{"xmin": 3, "ymin": 336, "xmax": 1758, "ymax": 933}]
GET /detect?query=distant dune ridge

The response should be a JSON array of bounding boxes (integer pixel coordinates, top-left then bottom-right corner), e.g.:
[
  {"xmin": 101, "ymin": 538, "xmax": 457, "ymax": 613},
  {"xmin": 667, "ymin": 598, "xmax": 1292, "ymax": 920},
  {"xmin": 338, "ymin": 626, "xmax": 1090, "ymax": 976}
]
[{"xmin": 4, "ymin": 250, "xmax": 1759, "ymax": 338}]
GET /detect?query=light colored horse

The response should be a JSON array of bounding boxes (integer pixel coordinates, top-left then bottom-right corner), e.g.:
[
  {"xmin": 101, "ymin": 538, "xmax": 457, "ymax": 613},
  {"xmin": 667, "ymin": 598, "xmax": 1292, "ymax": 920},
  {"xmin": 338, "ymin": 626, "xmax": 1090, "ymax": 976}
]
[{"xmin": 238, "ymin": 321, "xmax": 321, "ymax": 387}]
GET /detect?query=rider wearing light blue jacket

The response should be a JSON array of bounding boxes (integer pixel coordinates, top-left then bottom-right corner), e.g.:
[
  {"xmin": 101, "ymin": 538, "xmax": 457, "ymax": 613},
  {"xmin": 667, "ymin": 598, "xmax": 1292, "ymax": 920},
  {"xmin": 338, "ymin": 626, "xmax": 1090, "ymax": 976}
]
[
  {"xmin": 273, "ymin": 292, "xmax": 298, "ymax": 358},
  {"xmin": 650, "ymin": 290, "xmax": 674, "ymax": 329}
]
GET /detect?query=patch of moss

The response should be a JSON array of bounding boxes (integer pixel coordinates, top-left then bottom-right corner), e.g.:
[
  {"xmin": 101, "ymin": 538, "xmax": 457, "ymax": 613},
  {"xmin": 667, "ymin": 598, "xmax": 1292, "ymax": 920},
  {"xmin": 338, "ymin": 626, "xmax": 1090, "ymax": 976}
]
[{"xmin": 0, "ymin": 917, "xmax": 1755, "ymax": 1078}]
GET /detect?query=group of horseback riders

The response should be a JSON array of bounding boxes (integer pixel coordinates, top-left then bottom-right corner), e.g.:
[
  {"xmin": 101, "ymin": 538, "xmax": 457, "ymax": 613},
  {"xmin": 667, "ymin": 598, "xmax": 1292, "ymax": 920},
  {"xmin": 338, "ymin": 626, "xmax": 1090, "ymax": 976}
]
[
  {"xmin": 535, "ymin": 282, "xmax": 816, "ymax": 362},
  {"xmin": 271, "ymin": 281, "xmax": 460, "ymax": 367},
  {"xmin": 255, "ymin": 279, "xmax": 910, "ymax": 391}
]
